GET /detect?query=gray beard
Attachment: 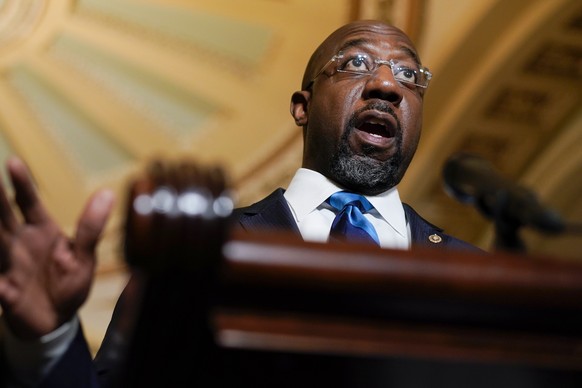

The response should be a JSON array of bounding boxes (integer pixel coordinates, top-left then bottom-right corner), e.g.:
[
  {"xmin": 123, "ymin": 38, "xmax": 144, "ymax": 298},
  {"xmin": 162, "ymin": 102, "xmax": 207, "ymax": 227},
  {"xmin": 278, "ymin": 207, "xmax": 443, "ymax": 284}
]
[
  {"xmin": 330, "ymin": 111, "xmax": 404, "ymax": 193},
  {"xmin": 330, "ymin": 139, "xmax": 403, "ymax": 193}
]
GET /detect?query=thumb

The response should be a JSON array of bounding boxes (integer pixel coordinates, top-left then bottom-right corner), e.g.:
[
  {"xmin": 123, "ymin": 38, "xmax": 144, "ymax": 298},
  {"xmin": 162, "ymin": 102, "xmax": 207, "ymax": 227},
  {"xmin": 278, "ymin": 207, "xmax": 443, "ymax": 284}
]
[{"xmin": 75, "ymin": 189, "xmax": 115, "ymax": 257}]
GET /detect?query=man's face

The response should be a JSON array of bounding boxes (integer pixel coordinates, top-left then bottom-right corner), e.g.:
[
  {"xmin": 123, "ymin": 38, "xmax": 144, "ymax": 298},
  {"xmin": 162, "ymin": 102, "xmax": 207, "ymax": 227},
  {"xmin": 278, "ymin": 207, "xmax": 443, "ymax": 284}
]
[{"xmin": 292, "ymin": 21, "xmax": 425, "ymax": 195}]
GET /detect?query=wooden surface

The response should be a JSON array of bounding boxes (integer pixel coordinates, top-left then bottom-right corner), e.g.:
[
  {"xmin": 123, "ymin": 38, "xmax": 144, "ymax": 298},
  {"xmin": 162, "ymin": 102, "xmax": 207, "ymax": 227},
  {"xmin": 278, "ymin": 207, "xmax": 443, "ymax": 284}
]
[{"xmin": 214, "ymin": 230, "xmax": 582, "ymax": 370}]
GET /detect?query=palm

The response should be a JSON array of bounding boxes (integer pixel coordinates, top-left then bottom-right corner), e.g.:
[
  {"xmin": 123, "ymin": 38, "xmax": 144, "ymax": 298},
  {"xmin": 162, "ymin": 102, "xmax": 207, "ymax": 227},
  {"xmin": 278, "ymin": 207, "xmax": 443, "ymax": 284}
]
[{"xmin": 0, "ymin": 157, "xmax": 113, "ymax": 339}]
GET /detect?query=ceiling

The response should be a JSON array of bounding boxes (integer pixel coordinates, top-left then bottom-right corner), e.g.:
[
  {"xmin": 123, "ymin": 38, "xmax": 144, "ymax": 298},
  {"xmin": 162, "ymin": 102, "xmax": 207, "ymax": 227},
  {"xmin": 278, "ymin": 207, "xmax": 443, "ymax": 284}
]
[{"xmin": 0, "ymin": 0, "xmax": 581, "ymax": 348}]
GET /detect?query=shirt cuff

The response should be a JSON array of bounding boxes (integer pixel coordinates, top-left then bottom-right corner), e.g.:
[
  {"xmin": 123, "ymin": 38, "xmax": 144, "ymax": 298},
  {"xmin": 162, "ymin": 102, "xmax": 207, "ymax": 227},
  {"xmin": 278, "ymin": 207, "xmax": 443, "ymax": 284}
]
[{"xmin": 2, "ymin": 316, "xmax": 79, "ymax": 387}]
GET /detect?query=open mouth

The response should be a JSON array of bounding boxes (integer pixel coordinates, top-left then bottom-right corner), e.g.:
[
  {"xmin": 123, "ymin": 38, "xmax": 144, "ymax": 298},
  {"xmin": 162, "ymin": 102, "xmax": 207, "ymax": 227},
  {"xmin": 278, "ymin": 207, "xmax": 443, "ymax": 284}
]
[
  {"xmin": 357, "ymin": 121, "xmax": 394, "ymax": 138},
  {"xmin": 355, "ymin": 111, "xmax": 397, "ymax": 139}
]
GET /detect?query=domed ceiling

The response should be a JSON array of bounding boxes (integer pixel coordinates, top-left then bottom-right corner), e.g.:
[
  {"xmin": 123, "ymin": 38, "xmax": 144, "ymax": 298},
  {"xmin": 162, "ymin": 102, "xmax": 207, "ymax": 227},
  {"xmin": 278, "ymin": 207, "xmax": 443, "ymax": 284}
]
[{"xmin": 0, "ymin": 0, "xmax": 580, "ymax": 348}]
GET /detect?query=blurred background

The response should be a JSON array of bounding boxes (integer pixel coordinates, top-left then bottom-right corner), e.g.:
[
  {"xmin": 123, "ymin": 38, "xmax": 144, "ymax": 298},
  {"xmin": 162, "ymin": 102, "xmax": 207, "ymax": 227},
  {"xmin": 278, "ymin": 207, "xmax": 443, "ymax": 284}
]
[{"xmin": 0, "ymin": 0, "xmax": 580, "ymax": 351}]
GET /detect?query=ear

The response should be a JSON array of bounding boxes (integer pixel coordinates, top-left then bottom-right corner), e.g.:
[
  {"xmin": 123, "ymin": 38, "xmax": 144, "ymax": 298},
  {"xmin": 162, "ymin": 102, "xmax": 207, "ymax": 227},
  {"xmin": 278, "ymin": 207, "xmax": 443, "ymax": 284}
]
[{"xmin": 290, "ymin": 90, "xmax": 311, "ymax": 126}]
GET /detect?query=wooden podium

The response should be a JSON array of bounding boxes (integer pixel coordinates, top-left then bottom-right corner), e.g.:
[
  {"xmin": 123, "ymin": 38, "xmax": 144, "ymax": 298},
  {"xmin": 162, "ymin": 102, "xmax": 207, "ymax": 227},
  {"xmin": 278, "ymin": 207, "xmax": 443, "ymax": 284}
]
[
  {"xmin": 111, "ymin": 162, "xmax": 582, "ymax": 387},
  {"xmin": 112, "ymin": 228, "xmax": 582, "ymax": 387}
]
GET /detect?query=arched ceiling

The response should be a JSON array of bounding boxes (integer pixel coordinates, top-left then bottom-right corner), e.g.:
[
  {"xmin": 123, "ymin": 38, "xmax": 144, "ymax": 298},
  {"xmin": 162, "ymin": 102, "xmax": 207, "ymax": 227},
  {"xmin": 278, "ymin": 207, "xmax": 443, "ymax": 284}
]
[
  {"xmin": 403, "ymin": 0, "xmax": 582, "ymax": 260},
  {"xmin": 0, "ymin": 0, "xmax": 580, "ymax": 348}
]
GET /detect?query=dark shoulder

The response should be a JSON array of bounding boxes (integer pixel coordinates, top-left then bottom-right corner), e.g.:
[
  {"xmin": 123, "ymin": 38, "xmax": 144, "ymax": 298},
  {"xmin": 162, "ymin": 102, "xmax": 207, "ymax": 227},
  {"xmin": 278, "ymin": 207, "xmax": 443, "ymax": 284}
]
[
  {"xmin": 232, "ymin": 188, "xmax": 286, "ymax": 219},
  {"xmin": 403, "ymin": 203, "xmax": 485, "ymax": 253},
  {"xmin": 230, "ymin": 189, "xmax": 300, "ymax": 234}
]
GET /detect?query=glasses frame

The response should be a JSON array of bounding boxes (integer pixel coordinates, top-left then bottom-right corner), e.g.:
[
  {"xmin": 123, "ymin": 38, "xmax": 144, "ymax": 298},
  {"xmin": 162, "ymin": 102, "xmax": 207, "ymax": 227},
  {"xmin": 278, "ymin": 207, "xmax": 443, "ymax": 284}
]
[{"xmin": 306, "ymin": 51, "xmax": 432, "ymax": 90}]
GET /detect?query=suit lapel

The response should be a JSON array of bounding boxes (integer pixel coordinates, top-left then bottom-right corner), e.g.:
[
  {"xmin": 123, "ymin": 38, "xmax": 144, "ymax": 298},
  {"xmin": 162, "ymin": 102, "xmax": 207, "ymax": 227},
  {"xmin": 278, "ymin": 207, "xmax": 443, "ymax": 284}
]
[
  {"xmin": 236, "ymin": 188, "xmax": 301, "ymax": 235},
  {"xmin": 403, "ymin": 203, "xmax": 444, "ymax": 246}
]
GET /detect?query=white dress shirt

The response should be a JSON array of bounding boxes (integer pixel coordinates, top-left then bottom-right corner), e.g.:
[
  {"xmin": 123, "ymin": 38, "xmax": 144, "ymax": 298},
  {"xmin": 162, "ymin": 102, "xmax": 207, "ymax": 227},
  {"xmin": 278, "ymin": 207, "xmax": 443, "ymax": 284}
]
[{"xmin": 283, "ymin": 168, "xmax": 410, "ymax": 250}]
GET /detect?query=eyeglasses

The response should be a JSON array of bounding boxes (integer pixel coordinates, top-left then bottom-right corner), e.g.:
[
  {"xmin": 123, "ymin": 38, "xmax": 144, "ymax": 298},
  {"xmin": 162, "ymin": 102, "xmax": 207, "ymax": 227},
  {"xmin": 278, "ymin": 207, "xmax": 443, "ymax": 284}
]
[{"xmin": 306, "ymin": 50, "xmax": 432, "ymax": 90}]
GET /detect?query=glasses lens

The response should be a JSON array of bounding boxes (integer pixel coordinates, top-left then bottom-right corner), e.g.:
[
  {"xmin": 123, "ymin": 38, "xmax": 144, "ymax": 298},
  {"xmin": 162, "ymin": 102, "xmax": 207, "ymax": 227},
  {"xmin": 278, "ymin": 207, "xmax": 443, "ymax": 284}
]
[
  {"xmin": 335, "ymin": 51, "xmax": 373, "ymax": 74},
  {"xmin": 391, "ymin": 61, "xmax": 420, "ymax": 86}
]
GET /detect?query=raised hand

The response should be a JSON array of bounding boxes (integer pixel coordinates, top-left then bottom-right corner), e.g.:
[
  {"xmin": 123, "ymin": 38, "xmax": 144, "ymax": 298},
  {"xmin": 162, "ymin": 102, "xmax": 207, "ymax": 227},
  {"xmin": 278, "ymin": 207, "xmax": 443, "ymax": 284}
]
[{"xmin": 0, "ymin": 157, "xmax": 114, "ymax": 339}]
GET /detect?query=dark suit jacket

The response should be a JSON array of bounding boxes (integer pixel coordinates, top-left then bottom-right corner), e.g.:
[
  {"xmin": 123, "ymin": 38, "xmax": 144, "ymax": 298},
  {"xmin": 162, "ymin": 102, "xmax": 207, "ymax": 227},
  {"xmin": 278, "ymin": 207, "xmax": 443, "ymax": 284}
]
[
  {"xmin": 234, "ymin": 188, "xmax": 480, "ymax": 251},
  {"xmin": 33, "ymin": 188, "xmax": 482, "ymax": 388}
]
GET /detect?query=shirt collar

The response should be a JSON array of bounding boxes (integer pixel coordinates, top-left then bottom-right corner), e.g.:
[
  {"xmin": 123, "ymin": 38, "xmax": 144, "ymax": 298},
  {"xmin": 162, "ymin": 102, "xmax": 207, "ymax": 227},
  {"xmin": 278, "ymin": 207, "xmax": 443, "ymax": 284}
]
[
  {"xmin": 284, "ymin": 168, "xmax": 408, "ymax": 238},
  {"xmin": 284, "ymin": 168, "xmax": 340, "ymax": 221},
  {"xmin": 367, "ymin": 186, "xmax": 408, "ymax": 239}
]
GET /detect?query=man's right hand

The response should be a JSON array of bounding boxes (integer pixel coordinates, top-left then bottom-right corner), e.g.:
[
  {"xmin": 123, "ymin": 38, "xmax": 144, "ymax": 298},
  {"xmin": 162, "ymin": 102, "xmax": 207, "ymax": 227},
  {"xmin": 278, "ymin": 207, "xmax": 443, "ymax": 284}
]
[{"xmin": 0, "ymin": 157, "xmax": 114, "ymax": 339}]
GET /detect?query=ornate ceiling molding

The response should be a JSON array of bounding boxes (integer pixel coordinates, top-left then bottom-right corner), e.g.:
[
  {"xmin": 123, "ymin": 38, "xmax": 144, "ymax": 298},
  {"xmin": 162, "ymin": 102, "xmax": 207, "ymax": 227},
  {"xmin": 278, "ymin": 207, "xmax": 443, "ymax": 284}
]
[
  {"xmin": 0, "ymin": 0, "xmax": 73, "ymax": 67},
  {"xmin": 0, "ymin": 0, "xmax": 46, "ymax": 49},
  {"xmin": 350, "ymin": 0, "xmax": 427, "ymax": 43}
]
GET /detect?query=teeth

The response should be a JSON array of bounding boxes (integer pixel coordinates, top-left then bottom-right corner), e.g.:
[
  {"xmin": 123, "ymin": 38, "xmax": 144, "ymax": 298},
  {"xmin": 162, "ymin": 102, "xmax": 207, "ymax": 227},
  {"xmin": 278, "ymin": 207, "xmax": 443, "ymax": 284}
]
[
  {"xmin": 366, "ymin": 120, "xmax": 383, "ymax": 126},
  {"xmin": 370, "ymin": 133, "xmax": 383, "ymax": 138}
]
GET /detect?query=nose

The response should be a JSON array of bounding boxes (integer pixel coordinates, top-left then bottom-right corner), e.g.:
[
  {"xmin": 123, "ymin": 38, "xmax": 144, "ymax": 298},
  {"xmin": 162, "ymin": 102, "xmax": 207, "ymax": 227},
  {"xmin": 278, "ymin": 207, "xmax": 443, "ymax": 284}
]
[{"xmin": 361, "ymin": 64, "xmax": 403, "ymax": 105}]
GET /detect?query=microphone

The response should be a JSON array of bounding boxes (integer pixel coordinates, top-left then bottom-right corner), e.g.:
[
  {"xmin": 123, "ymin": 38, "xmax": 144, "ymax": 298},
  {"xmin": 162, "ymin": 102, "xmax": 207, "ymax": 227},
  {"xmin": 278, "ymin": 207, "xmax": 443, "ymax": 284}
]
[{"xmin": 442, "ymin": 152, "xmax": 565, "ymax": 234}]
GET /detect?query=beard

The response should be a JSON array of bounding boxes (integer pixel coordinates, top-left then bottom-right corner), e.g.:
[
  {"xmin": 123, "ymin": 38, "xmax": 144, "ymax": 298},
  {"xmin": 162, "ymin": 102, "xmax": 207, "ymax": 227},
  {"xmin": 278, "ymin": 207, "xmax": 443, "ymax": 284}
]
[{"xmin": 329, "ymin": 103, "xmax": 406, "ymax": 194}]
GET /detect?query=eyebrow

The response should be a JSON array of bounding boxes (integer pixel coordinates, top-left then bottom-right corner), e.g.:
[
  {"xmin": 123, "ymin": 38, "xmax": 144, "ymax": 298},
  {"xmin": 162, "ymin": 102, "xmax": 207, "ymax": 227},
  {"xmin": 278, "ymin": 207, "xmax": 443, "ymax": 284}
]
[{"xmin": 339, "ymin": 38, "xmax": 421, "ymax": 65}]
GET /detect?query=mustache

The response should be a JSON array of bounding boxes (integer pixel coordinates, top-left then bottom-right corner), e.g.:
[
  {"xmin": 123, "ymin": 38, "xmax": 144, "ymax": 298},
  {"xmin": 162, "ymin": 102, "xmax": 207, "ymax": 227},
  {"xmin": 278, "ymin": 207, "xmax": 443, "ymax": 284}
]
[{"xmin": 358, "ymin": 101, "xmax": 396, "ymax": 116}]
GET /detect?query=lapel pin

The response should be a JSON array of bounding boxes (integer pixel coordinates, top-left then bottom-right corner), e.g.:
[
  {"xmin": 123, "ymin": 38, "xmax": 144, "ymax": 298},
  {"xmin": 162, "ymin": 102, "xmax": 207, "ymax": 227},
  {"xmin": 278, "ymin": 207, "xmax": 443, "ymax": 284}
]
[{"xmin": 428, "ymin": 234, "xmax": 442, "ymax": 244}]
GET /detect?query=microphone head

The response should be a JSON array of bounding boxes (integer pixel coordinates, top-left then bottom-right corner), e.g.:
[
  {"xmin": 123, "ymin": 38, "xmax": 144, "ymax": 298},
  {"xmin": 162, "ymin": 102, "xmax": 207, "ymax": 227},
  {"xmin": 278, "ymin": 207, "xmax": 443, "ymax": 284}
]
[
  {"xmin": 442, "ymin": 152, "xmax": 566, "ymax": 234},
  {"xmin": 442, "ymin": 152, "xmax": 501, "ymax": 205}
]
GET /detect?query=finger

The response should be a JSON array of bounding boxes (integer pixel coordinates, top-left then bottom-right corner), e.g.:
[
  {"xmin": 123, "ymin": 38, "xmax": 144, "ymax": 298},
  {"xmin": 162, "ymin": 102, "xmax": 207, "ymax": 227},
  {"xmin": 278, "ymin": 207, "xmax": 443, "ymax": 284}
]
[
  {"xmin": 7, "ymin": 157, "xmax": 49, "ymax": 225},
  {"xmin": 0, "ymin": 172, "xmax": 17, "ymax": 231},
  {"xmin": 74, "ymin": 189, "xmax": 115, "ymax": 260}
]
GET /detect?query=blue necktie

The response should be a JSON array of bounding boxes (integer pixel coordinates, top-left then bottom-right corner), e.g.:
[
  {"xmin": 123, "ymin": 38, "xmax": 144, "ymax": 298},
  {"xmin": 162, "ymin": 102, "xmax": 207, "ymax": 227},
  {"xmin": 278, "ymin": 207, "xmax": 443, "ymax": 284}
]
[{"xmin": 327, "ymin": 192, "xmax": 380, "ymax": 246}]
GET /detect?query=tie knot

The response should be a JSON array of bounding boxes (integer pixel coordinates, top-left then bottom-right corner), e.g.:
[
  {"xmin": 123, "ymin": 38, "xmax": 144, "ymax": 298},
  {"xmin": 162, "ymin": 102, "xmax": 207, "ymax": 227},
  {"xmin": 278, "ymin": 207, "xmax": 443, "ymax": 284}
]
[
  {"xmin": 327, "ymin": 191, "xmax": 380, "ymax": 246},
  {"xmin": 328, "ymin": 192, "xmax": 374, "ymax": 213}
]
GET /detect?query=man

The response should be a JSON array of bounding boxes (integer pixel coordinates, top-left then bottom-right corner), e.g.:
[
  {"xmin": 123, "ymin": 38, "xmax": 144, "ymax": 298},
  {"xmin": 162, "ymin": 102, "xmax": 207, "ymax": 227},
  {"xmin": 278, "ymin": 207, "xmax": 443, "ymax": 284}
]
[
  {"xmin": 236, "ymin": 20, "xmax": 474, "ymax": 251},
  {"xmin": 0, "ymin": 20, "xmax": 477, "ymax": 387}
]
